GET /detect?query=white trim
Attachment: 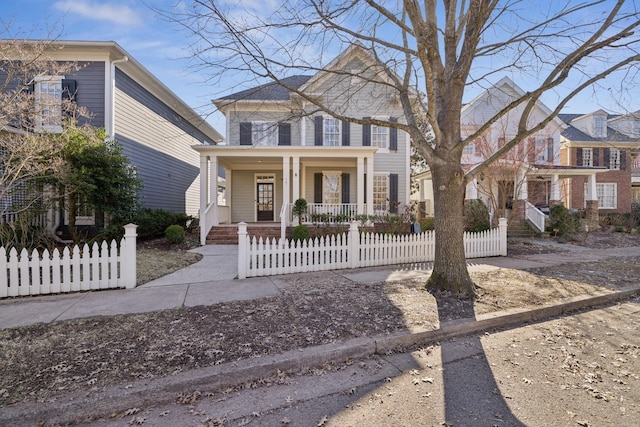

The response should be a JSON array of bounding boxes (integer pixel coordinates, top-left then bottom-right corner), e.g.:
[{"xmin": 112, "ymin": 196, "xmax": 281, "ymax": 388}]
[{"xmin": 254, "ymin": 174, "xmax": 276, "ymax": 222}]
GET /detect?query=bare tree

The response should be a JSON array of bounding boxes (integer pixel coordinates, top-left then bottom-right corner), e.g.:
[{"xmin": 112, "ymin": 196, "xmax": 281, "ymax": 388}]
[{"xmin": 162, "ymin": 0, "xmax": 640, "ymax": 295}]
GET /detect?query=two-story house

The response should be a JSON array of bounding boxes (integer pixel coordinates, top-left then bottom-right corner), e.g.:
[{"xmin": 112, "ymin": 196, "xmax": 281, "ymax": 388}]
[
  {"xmin": 195, "ymin": 43, "xmax": 412, "ymax": 244},
  {"xmin": 1, "ymin": 40, "xmax": 223, "ymax": 235},
  {"xmin": 559, "ymin": 110, "xmax": 640, "ymax": 214},
  {"xmin": 415, "ymin": 77, "xmax": 607, "ymax": 232}
]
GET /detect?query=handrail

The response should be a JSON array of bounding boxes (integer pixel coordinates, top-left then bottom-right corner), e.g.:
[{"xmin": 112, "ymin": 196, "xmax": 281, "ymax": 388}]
[{"xmin": 524, "ymin": 201, "xmax": 546, "ymax": 232}]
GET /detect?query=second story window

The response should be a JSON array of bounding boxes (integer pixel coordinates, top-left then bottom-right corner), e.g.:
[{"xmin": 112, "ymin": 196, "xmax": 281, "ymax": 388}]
[
  {"xmin": 34, "ymin": 76, "xmax": 63, "ymax": 133},
  {"xmin": 582, "ymin": 147, "xmax": 593, "ymax": 167},
  {"xmin": 609, "ymin": 148, "xmax": 620, "ymax": 170},
  {"xmin": 252, "ymin": 122, "xmax": 278, "ymax": 146},
  {"xmin": 372, "ymin": 124, "xmax": 389, "ymax": 149},
  {"xmin": 463, "ymin": 142, "xmax": 475, "ymax": 155},
  {"xmin": 324, "ymin": 118, "xmax": 340, "ymax": 146}
]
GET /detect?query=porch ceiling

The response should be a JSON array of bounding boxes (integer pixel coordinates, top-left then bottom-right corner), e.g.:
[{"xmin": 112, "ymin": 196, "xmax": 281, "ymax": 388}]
[{"xmin": 527, "ymin": 166, "xmax": 609, "ymax": 179}]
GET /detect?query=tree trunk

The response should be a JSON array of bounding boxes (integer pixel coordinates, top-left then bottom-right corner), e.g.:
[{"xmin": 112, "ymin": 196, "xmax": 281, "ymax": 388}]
[{"xmin": 426, "ymin": 161, "xmax": 476, "ymax": 296}]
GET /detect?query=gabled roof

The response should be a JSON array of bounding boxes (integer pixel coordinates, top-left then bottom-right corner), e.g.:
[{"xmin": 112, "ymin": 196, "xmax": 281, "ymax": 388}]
[
  {"xmin": 561, "ymin": 124, "xmax": 639, "ymax": 142},
  {"xmin": 218, "ymin": 75, "xmax": 312, "ymax": 101}
]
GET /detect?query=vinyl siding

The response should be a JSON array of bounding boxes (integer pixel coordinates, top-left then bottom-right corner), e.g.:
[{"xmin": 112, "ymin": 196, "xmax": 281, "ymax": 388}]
[
  {"xmin": 231, "ymin": 169, "xmax": 284, "ymax": 222},
  {"xmin": 114, "ymin": 69, "xmax": 206, "ymax": 216},
  {"xmin": 227, "ymin": 110, "xmax": 301, "ymax": 146}
]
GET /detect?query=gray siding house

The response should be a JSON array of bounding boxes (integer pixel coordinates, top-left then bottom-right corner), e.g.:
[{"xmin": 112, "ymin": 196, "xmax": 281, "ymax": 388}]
[
  {"xmin": 195, "ymin": 44, "xmax": 412, "ymax": 244},
  {"xmin": 1, "ymin": 40, "xmax": 223, "ymax": 232}
]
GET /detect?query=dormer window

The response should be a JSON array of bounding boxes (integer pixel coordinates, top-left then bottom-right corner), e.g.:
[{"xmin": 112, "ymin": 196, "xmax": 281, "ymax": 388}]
[{"xmin": 594, "ymin": 117, "xmax": 604, "ymax": 138}]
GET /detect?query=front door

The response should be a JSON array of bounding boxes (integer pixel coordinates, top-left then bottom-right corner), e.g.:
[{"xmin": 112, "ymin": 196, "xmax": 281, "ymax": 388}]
[{"xmin": 257, "ymin": 182, "xmax": 274, "ymax": 221}]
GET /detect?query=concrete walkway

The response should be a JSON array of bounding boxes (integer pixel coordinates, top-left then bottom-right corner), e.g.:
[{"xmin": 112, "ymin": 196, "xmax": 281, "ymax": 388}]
[{"xmin": 2, "ymin": 241, "xmax": 640, "ymax": 330}]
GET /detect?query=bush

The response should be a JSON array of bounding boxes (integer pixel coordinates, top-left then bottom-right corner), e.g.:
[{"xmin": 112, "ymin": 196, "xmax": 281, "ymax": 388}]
[
  {"xmin": 291, "ymin": 224, "xmax": 310, "ymax": 242},
  {"xmin": 548, "ymin": 204, "xmax": 580, "ymax": 236},
  {"xmin": 464, "ymin": 199, "xmax": 490, "ymax": 232},
  {"xmin": 131, "ymin": 209, "xmax": 193, "ymax": 241},
  {"xmin": 292, "ymin": 198, "xmax": 308, "ymax": 225},
  {"xmin": 165, "ymin": 224, "xmax": 185, "ymax": 244},
  {"xmin": 419, "ymin": 217, "xmax": 435, "ymax": 231}
]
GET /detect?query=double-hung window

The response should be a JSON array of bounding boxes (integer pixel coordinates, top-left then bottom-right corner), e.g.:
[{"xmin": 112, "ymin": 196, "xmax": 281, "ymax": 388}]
[
  {"xmin": 609, "ymin": 148, "xmax": 620, "ymax": 170},
  {"xmin": 34, "ymin": 76, "xmax": 63, "ymax": 133},
  {"xmin": 324, "ymin": 118, "xmax": 340, "ymax": 146},
  {"xmin": 594, "ymin": 117, "xmax": 604, "ymax": 137},
  {"xmin": 373, "ymin": 174, "xmax": 389, "ymax": 214},
  {"xmin": 371, "ymin": 124, "xmax": 389, "ymax": 149},
  {"xmin": 582, "ymin": 148, "xmax": 593, "ymax": 167},
  {"xmin": 252, "ymin": 122, "xmax": 278, "ymax": 146},
  {"xmin": 584, "ymin": 183, "xmax": 617, "ymax": 209}
]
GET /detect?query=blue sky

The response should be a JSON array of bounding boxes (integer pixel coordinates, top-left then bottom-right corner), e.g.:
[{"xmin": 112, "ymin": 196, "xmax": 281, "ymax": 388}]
[{"xmin": 3, "ymin": 0, "xmax": 638, "ymax": 136}]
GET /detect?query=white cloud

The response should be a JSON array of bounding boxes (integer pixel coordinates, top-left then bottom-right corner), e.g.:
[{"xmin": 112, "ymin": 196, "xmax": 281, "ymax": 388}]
[{"xmin": 53, "ymin": 0, "xmax": 142, "ymax": 26}]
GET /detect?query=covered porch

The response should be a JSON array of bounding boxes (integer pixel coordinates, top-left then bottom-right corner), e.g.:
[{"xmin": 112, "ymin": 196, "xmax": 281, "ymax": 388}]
[{"xmin": 193, "ymin": 145, "xmax": 379, "ymax": 244}]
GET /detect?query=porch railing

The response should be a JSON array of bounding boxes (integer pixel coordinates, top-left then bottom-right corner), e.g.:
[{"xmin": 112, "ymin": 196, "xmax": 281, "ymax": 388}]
[
  {"xmin": 289, "ymin": 203, "xmax": 360, "ymax": 224},
  {"xmin": 525, "ymin": 201, "xmax": 546, "ymax": 232}
]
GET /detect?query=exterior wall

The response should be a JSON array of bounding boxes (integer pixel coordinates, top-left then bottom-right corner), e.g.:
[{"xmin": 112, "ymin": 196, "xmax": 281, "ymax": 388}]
[
  {"xmin": 230, "ymin": 169, "xmax": 284, "ymax": 222},
  {"xmin": 227, "ymin": 109, "xmax": 301, "ymax": 146},
  {"xmin": 114, "ymin": 69, "xmax": 209, "ymax": 216},
  {"xmin": 68, "ymin": 61, "xmax": 106, "ymax": 128},
  {"xmin": 566, "ymin": 147, "xmax": 632, "ymax": 213}
]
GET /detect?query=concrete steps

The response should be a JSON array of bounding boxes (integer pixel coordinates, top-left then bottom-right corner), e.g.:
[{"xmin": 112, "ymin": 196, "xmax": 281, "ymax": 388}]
[
  {"xmin": 507, "ymin": 219, "xmax": 540, "ymax": 238},
  {"xmin": 206, "ymin": 225, "xmax": 285, "ymax": 244}
]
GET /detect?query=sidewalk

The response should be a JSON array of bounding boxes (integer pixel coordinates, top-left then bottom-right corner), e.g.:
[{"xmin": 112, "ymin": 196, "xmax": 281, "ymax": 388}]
[{"xmin": 1, "ymin": 241, "xmax": 640, "ymax": 330}]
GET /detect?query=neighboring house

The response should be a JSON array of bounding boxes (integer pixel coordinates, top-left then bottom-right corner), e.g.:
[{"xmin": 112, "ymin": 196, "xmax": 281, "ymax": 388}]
[
  {"xmin": 415, "ymin": 77, "xmax": 609, "ymax": 232},
  {"xmin": 195, "ymin": 43, "xmax": 412, "ymax": 244},
  {"xmin": 559, "ymin": 110, "xmax": 640, "ymax": 214},
  {"xmin": 0, "ymin": 40, "xmax": 223, "ymax": 235}
]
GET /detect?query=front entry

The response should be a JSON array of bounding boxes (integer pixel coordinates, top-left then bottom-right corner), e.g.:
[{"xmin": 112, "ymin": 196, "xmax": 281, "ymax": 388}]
[{"xmin": 256, "ymin": 177, "xmax": 274, "ymax": 221}]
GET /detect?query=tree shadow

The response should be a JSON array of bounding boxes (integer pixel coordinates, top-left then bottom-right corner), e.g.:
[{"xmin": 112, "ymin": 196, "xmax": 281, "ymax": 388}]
[{"xmin": 433, "ymin": 291, "xmax": 526, "ymax": 426}]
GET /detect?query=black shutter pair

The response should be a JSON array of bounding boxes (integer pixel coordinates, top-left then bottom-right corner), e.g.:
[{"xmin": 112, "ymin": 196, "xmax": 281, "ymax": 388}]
[
  {"xmin": 362, "ymin": 117, "xmax": 398, "ymax": 149},
  {"xmin": 314, "ymin": 116, "xmax": 350, "ymax": 146},
  {"xmin": 313, "ymin": 173, "xmax": 351, "ymax": 203},
  {"xmin": 239, "ymin": 122, "xmax": 291, "ymax": 145}
]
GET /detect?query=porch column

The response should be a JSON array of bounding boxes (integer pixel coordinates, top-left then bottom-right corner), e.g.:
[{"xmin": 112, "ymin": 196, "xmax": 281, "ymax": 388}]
[
  {"xmin": 366, "ymin": 154, "xmax": 374, "ymax": 216},
  {"xmin": 465, "ymin": 178, "xmax": 478, "ymax": 200},
  {"xmin": 210, "ymin": 155, "xmax": 219, "ymax": 227},
  {"xmin": 292, "ymin": 155, "xmax": 300, "ymax": 203},
  {"xmin": 512, "ymin": 168, "xmax": 528, "ymax": 219},
  {"xmin": 199, "ymin": 155, "xmax": 209, "ymax": 245},
  {"xmin": 282, "ymin": 156, "xmax": 291, "ymax": 225},
  {"xmin": 356, "ymin": 156, "xmax": 365, "ymax": 216},
  {"xmin": 550, "ymin": 174, "xmax": 562, "ymax": 206},
  {"xmin": 584, "ymin": 172, "xmax": 599, "ymax": 231}
]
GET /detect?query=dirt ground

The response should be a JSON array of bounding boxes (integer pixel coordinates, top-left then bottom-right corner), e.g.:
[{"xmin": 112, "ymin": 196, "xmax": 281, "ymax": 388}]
[{"xmin": 1, "ymin": 231, "xmax": 639, "ymax": 410}]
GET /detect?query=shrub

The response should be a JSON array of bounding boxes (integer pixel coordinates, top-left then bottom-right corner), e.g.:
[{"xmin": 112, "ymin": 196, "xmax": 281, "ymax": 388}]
[
  {"xmin": 548, "ymin": 204, "xmax": 580, "ymax": 236},
  {"xmin": 291, "ymin": 224, "xmax": 310, "ymax": 242},
  {"xmin": 129, "ymin": 209, "xmax": 194, "ymax": 240},
  {"xmin": 165, "ymin": 224, "xmax": 185, "ymax": 244},
  {"xmin": 292, "ymin": 198, "xmax": 308, "ymax": 225},
  {"xmin": 419, "ymin": 217, "xmax": 435, "ymax": 231},
  {"xmin": 464, "ymin": 199, "xmax": 490, "ymax": 232}
]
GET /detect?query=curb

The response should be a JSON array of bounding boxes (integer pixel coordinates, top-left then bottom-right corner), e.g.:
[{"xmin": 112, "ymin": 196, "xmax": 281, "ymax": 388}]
[{"xmin": 2, "ymin": 285, "xmax": 639, "ymax": 425}]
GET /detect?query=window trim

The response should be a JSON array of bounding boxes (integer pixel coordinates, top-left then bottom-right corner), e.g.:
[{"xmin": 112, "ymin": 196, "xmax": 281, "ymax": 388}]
[
  {"xmin": 323, "ymin": 117, "xmax": 341, "ymax": 147},
  {"xmin": 373, "ymin": 173, "xmax": 390, "ymax": 214},
  {"xmin": 609, "ymin": 148, "xmax": 620, "ymax": 170},
  {"xmin": 582, "ymin": 147, "xmax": 593, "ymax": 167},
  {"xmin": 584, "ymin": 182, "xmax": 617, "ymax": 209},
  {"xmin": 34, "ymin": 75, "xmax": 63, "ymax": 133},
  {"xmin": 594, "ymin": 117, "xmax": 605, "ymax": 138},
  {"xmin": 322, "ymin": 171, "xmax": 342, "ymax": 204},
  {"xmin": 251, "ymin": 121, "xmax": 279, "ymax": 146},
  {"xmin": 371, "ymin": 117, "xmax": 390, "ymax": 150}
]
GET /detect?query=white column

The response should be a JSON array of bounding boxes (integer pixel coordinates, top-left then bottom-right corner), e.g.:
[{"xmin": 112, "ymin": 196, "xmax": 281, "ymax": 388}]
[
  {"xmin": 517, "ymin": 168, "xmax": 528, "ymax": 200},
  {"xmin": 551, "ymin": 174, "xmax": 560, "ymax": 200},
  {"xmin": 210, "ymin": 155, "xmax": 219, "ymax": 227},
  {"xmin": 587, "ymin": 173, "xmax": 597, "ymax": 201},
  {"xmin": 357, "ymin": 156, "xmax": 365, "ymax": 215},
  {"xmin": 366, "ymin": 155, "xmax": 374, "ymax": 215},
  {"xmin": 122, "ymin": 224, "xmax": 138, "ymax": 289},
  {"xmin": 199, "ymin": 155, "xmax": 209, "ymax": 245},
  {"xmin": 466, "ymin": 179, "xmax": 478, "ymax": 199},
  {"xmin": 292, "ymin": 156, "xmax": 300, "ymax": 203},
  {"xmin": 282, "ymin": 156, "xmax": 291, "ymax": 223}
]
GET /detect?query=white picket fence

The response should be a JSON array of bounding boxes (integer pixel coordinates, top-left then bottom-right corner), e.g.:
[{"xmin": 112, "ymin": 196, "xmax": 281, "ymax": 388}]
[
  {"xmin": 238, "ymin": 218, "xmax": 507, "ymax": 279},
  {"xmin": 1, "ymin": 224, "xmax": 138, "ymax": 298}
]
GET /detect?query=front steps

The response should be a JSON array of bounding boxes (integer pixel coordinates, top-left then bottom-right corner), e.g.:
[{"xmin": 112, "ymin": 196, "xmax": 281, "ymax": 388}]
[
  {"xmin": 206, "ymin": 225, "xmax": 285, "ymax": 244},
  {"xmin": 507, "ymin": 219, "xmax": 540, "ymax": 238}
]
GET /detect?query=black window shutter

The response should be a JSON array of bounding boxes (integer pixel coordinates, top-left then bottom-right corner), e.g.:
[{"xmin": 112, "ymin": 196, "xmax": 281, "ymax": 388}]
[
  {"xmin": 314, "ymin": 116, "xmax": 323, "ymax": 146},
  {"xmin": 576, "ymin": 148, "xmax": 583, "ymax": 166},
  {"xmin": 62, "ymin": 79, "xmax": 77, "ymax": 101},
  {"xmin": 239, "ymin": 122, "xmax": 252, "ymax": 145},
  {"xmin": 314, "ymin": 173, "xmax": 323, "ymax": 203},
  {"xmin": 593, "ymin": 148, "xmax": 600, "ymax": 166},
  {"xmin": 341, "ymin": 173, "xmax": 350, "ymax": 203},
  {"xmin": 278, "ymin": 123, "xmax": 291, "ymax": 146},
  {"xmin": 390, "ymin": 117, "xmax": 398, "ymax": 150},
  {"xmin": 546, "ymin": 138, "xmax": 553, "ymax": 162},
  {"xmin": 342, "ymin": 121, "xmax": 350, "ymax": 146},
  {"xmin": 363, "ymin": 173, "xmax": 367, "ymax": 204},
  {"xmin": 362, "ymin": 117, "xmax": 371, "ymax": 146},
  {"xmin": 389, "ymin": 173, "xmax": 399, "ymax": 214},
  {"xmin": 620, "ymin": 150, "xmax": 627, "ymax": 170},
  {"xmin": 604, "ymin": 148, "xmax": 610, "ymax": 169}
]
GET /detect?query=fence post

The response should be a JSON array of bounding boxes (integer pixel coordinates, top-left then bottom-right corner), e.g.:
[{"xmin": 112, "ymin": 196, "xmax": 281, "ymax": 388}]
[
  {"xmin": 238, "ymin": 222, "xmax": 248, "ymax": 279},
  {"xmin": 498, "ymin": 218, "xmax": 508, "ymax": 256},
  {"xmin": 349, "ymin": 220, "xmax": 359, "ymax": 269},
  {"xmin": 123, "ymin": 223, "xmax": 138, "ymax": 289}
]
